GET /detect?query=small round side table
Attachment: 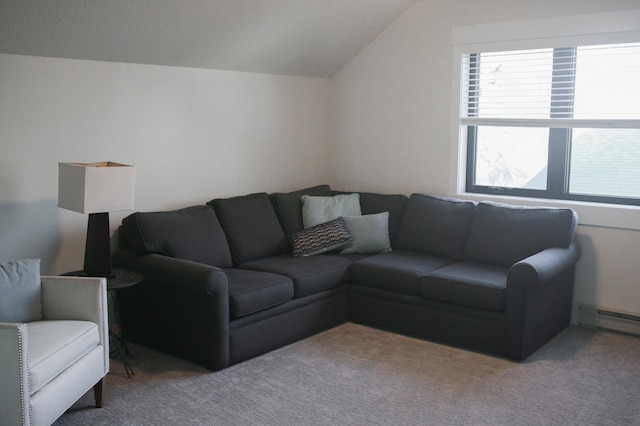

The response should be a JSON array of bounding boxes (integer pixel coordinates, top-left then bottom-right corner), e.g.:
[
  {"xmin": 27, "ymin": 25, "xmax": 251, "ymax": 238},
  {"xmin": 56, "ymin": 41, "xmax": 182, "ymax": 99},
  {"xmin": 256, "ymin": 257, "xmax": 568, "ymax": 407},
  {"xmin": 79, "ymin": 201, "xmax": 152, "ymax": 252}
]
[{"xmin": 62, "ymin": 269, "xmax": 143, "ymax": 378}]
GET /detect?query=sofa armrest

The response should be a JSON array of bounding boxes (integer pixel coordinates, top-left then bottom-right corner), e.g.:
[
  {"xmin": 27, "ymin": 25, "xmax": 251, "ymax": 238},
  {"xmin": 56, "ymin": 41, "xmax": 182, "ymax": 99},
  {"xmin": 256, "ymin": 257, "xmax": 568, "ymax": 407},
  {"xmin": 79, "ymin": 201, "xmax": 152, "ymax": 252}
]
[
  {"xmin": 0, "ymin": 323, "xmax": 30, "ymax": 426},
  {"xmin": 505, "ymin": 242, "xmax": 581, "ymax": 360},
  {"xmin": 112, "ymin": 249, "xmax": 230, "ymax": 370},
  {"xmin": 508, "ymin": 243, "xmax": 581, "ymax": 289},
  {"xmin": 113, "ymin": 249, "xmax": 228, "ymax": 297}
]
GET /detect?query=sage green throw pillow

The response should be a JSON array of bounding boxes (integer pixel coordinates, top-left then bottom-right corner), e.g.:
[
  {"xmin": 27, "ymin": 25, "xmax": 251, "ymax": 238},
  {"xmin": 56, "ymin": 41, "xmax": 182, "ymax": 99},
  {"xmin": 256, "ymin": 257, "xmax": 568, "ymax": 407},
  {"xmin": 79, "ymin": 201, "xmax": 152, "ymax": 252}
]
[
  {"xmin": 0, "ymin": 259, "xmax": 42, "ymax": 323},
  {"xmin": 301, "ymin": 193, "xmax": 362, "ymax": 228},
  {"xmin": 340, "ymin": 212, "xmax": 392, "ymax": 254}
]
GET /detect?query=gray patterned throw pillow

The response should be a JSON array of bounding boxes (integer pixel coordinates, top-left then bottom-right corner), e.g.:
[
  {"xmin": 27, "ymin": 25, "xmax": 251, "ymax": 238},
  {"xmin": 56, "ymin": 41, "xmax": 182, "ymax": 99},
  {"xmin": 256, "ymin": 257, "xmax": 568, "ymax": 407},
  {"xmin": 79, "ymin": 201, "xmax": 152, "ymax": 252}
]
[{"xmin": 289, "ymin": 218, "xmax": 353, "ymax": 257}]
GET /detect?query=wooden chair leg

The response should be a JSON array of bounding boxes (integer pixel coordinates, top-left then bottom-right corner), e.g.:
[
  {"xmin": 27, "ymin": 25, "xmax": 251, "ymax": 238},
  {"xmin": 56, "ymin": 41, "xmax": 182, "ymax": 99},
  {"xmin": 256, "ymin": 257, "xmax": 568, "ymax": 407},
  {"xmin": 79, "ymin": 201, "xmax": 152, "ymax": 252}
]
[{"xmin": 93, "ymin": 378, "xmax": 105, "ymax": 408}]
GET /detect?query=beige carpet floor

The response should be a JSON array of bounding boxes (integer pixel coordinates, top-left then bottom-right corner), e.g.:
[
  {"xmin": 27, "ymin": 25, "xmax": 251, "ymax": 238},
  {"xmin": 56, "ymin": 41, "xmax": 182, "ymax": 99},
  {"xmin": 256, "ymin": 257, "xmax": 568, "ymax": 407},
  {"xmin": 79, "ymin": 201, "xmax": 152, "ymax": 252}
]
[{"xmin": 55, "ymin": 323, "xmax": 640, "ymax": 425}]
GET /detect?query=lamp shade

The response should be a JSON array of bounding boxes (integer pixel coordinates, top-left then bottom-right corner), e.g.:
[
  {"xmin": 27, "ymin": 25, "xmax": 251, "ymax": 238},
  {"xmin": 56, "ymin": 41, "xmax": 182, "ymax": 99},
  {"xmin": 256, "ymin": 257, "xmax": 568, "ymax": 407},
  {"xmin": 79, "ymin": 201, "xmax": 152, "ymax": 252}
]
[{"xmin": 58, "ymin": 162, "xmax": 135, "ymax": 214}]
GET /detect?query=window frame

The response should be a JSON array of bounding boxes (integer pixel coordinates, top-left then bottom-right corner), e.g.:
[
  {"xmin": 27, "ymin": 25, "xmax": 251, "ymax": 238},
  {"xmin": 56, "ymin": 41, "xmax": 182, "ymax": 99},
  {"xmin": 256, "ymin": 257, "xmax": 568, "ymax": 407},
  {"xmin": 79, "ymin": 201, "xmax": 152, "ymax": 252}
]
[
  {"xmin": 450, "ymin": 10, "xmax": 640, "ymax": 231},
  {"xmin": 464, "ymin": 46, "xmax": 640, "ymax": 207}
]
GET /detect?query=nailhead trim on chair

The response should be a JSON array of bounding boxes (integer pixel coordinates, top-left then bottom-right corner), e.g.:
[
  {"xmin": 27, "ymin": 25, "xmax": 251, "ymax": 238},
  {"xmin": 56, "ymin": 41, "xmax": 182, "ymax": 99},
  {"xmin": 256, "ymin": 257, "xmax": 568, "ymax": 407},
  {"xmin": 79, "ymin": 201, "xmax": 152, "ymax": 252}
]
[
  {"xmin": 98, "ymin": 278, "xmax": 109, "ymax": 375},
  {"xmin": 78, "ymin": 277, "xmax": 109, "ymax": 376},
  {"xmin": 21, "ymin": 323, "xmax": 31, "ymax": 426},
  {"xmin": 84, "ymin": 277, "xmax": 110, "ymax": 376},
  {"xmin": 1, "ymin": 323, "xmax": 31, "ymax": 425}
]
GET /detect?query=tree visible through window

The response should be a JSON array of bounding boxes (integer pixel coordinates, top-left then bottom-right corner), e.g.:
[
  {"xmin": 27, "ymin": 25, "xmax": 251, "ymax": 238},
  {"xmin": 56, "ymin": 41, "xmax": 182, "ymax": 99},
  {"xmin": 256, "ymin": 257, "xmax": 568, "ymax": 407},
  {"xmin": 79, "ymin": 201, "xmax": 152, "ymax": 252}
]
[{"xmin": 461, "ymin": 43, "xmax": 640, "ymax": 206}]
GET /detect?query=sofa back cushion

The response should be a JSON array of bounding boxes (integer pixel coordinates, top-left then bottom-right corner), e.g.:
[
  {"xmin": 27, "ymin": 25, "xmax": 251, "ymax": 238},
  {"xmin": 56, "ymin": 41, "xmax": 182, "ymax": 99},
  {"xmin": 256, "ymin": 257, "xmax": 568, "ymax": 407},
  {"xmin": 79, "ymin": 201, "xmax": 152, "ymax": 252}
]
[
  {"xmin": 357, "ymin": 192, "xmax": 408, "ymax": 245},
  {"xmin": 270, "ymin": 184, "xmax": 332, "ymax": 236},
  {"xmin": 121, "ymin": 205, "xmax": 233, "ymax": 268},
  {"xmin": 462, "ymin": 201, "xmax": 578, "ymax": 267},
  {"xmin": 209, "ymin": 192, "xmax": 288, "ymax": 264},
  {"xmin": 395, "ymin": 194, "xmax": 477, "ymax": 259}
]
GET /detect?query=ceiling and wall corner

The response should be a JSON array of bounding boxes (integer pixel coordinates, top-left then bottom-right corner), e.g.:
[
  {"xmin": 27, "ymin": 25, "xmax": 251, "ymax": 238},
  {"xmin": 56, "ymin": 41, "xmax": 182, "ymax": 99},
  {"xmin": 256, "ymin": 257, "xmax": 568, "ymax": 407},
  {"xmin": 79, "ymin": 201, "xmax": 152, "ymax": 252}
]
[{"xmin": 0, "ymin": 0, "xmax": 416, "ymax": 78}]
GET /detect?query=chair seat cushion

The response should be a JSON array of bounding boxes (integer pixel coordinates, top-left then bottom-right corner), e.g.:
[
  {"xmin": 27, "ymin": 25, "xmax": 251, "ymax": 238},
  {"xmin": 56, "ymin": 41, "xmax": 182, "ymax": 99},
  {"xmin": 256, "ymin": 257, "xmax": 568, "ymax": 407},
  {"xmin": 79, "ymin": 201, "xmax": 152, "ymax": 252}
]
[
  {"xmin": 27, "ymin": 320, "xmax": 100, "ymax": 394},
  {"xmin": 240, "ymin": 254, "xmax": 351, "ymax": 298},
  {"xmin": 224, "ymin": 269, "xmax": 294, "ymax": 318},
  {"xmin": 420, "ymin": 262, "xmax": 509, "ymax": 312},
  {"xmin": 350, "ymin": 250, "xmax": 453, "ymax": 296}
]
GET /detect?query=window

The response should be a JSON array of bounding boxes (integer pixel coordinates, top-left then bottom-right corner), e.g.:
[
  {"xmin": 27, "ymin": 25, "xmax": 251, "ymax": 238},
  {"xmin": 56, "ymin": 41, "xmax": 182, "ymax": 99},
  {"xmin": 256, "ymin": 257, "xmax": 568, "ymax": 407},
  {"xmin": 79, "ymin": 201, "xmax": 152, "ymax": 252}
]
[{"xmin": 461, "ymin": 42, "xmax": 640, "ymax": 206}]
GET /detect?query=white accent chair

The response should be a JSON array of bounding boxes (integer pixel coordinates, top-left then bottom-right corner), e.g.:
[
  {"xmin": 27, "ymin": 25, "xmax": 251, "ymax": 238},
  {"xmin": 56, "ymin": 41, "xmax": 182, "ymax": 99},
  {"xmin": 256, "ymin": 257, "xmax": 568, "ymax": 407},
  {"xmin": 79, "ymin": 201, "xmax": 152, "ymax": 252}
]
[{"xmin": 0, "ymin": 260, "xmax": 109, "ymax": 426}]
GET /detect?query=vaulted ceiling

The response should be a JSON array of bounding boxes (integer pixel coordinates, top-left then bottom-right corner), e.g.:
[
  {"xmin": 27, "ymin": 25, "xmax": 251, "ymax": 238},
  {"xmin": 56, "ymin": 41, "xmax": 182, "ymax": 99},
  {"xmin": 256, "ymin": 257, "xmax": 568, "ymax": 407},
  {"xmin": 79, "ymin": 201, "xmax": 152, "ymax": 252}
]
[{"xmin": 0, "ymin": 0, "xmax": 416, "ymax": 77}]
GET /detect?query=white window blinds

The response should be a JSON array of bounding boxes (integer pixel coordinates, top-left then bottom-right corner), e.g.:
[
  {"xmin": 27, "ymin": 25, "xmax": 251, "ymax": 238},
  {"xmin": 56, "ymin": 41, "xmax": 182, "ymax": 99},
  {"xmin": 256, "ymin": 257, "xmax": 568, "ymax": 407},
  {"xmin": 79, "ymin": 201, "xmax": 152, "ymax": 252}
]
[{"xmin": 461, "ymin": 42, "xmax": 640, "ymax": 128}]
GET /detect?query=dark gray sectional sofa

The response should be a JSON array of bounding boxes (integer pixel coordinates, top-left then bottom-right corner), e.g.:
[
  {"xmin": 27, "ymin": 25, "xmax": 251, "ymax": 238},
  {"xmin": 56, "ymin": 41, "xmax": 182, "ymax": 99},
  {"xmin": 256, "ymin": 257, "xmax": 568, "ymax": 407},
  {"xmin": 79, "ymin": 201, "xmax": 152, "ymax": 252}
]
[{"xmin": 112, "ymin": 184, "xmax": 580, "ymax": 370}]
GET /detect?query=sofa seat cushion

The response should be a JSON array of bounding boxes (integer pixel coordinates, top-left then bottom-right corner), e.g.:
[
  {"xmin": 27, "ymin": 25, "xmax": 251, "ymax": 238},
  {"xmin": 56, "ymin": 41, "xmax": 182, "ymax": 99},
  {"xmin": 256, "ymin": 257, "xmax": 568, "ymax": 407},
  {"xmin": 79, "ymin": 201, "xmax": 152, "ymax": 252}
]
[
  {"xmin": 240, "ymin": 254, "xmax": 351, "ymax": 298},
  {"xmin": 350, "ymin": 250, "xmax": 454, "ymax": 296},
  {"xmin": 420, "ymin": 262, "xmax": 509, "ymax": 312},
  {"xmin": 27, "ymin": 320, "xmax": 100, "ymax": 394},
  {"xmin": 223, "ymin": 268, "xmax": 294, "ymax": 319}
]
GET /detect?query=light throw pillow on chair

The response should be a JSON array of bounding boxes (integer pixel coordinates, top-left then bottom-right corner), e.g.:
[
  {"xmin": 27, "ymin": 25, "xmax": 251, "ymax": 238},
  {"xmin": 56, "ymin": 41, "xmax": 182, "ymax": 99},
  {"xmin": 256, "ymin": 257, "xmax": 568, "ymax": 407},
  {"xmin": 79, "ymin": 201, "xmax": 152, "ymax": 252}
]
[
  {"xmin": 301, "ymin": 193, "xmax": 362, "ymax": 228},
  {"xmin": 340, "ymin": 212, "xmax": 392, "ymax": 254},
  {"xmin": 0, "ymin": 258, "xmax": 42, "ymax": 322}
]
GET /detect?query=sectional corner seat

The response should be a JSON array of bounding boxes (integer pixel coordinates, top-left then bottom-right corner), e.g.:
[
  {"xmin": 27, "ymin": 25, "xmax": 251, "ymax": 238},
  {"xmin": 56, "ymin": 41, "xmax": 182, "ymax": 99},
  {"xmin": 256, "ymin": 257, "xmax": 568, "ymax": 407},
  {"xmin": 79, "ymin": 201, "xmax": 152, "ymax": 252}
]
[{"xmin": 112, "ymin": 184, "xmax": 580, "ymax": 371}]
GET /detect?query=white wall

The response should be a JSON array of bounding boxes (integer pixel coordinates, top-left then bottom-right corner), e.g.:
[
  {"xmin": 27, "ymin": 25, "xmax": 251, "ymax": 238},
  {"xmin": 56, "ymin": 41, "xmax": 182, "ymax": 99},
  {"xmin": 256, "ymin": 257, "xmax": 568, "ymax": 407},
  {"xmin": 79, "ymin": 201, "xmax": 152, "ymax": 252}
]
[
  {"xmin": 0, "ymin": 54, "xmax": 331, "ymax": 274},
  {"xmin": 2, "ymin": 0, "xmax": 639, "ymax": 323},
  {"xmin": 331, "ymin": 0, "xmax": 640, "ymax": 322}
]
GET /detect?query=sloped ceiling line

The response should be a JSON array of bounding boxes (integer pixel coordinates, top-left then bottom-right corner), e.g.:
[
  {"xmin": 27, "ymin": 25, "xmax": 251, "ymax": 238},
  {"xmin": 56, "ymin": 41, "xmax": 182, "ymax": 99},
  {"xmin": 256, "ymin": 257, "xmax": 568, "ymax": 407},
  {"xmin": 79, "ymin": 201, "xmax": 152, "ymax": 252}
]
[{"xmin": 0, "ymin": 0, "xmax": 416, "ymax": 78}]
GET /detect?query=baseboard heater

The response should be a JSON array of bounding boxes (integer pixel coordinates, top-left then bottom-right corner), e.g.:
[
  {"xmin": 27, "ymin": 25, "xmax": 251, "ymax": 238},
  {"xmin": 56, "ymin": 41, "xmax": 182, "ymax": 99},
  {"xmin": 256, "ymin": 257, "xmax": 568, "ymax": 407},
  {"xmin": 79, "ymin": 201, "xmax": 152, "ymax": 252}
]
[{"xmin": 579, "ymin": 304, "xmax": 640, "ymax": 336}]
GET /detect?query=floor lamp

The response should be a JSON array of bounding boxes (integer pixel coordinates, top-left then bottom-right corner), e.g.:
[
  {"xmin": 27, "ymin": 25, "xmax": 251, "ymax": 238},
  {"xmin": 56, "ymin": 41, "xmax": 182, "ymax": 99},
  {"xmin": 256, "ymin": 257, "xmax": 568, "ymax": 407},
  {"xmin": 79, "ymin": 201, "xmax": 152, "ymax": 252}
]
[{"xmin": 58, "ymin": 162, "xmax": 136, "ymax": 277}]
